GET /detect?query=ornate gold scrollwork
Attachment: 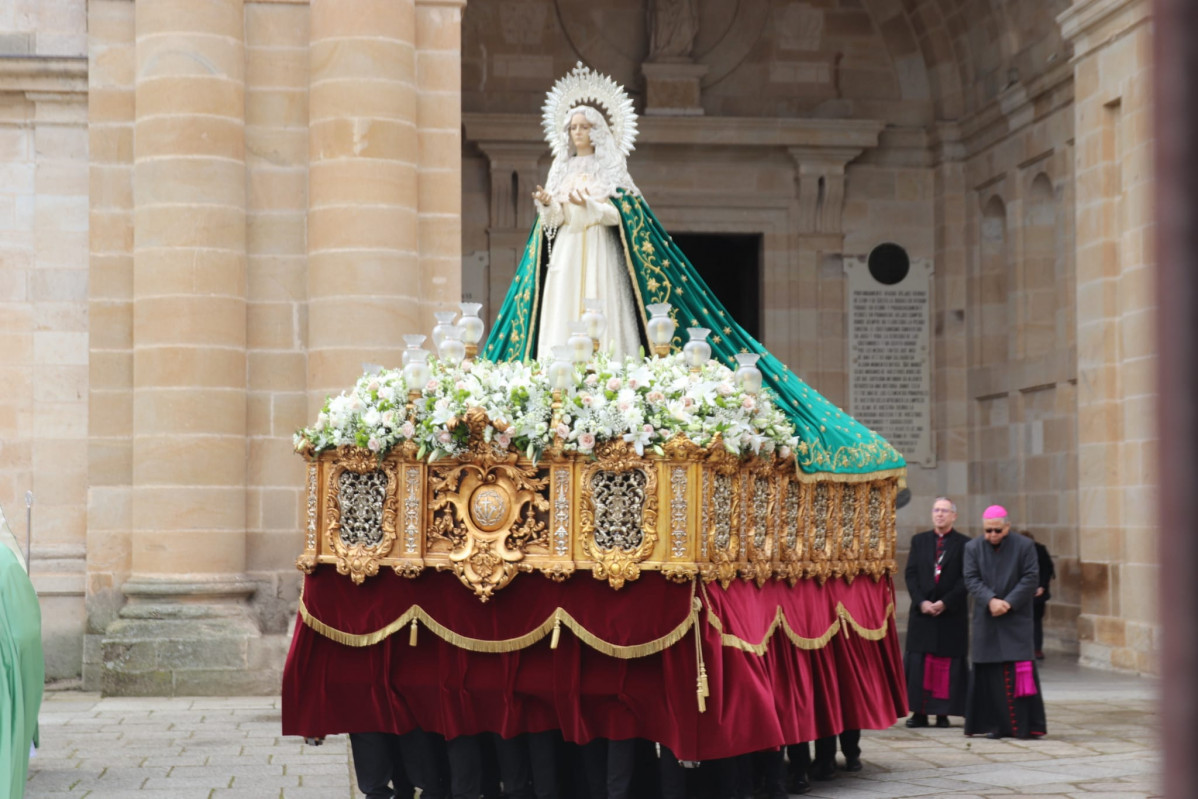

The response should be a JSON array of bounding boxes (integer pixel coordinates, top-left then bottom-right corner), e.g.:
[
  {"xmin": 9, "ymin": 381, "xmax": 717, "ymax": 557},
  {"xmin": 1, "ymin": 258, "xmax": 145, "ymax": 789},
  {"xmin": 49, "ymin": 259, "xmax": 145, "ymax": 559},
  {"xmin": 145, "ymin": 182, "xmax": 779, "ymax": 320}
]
[
  {"xmin": 325, "ymin": 446, "xmax": 401, "ymax": 585},
  {"xmin": 427, "ymin": 456, "xmax": 550, "ymax": 601},
  {"xmin": 701, "ymin": 442, "xmax": 742, "ymax": 588},
  {"xmin": 739, "ymin": 458, "xmax": 776, "ymax": 587},
  {"xmin": 806, "ymin": 482, "xmax": 836, "ymax": 585},
  {"xmin": 301, "ymin": 429, "xmax": 902, "ymax": 594},
  {"xmin": 774, "ymin": 474, "xmax": 804, "ymax": 585},
  {"xmin": 580, "ymin": 441, "xmax": 659, "ymax": 589}
]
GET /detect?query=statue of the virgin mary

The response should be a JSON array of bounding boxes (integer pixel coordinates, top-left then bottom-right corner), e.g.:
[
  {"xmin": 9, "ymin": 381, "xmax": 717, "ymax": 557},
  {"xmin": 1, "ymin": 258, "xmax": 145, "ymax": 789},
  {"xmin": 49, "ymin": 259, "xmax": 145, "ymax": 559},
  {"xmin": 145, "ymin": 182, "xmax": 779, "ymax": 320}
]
[{"xmin": 484, "ymin": 63, "xmax": 905, "ymax": 480}]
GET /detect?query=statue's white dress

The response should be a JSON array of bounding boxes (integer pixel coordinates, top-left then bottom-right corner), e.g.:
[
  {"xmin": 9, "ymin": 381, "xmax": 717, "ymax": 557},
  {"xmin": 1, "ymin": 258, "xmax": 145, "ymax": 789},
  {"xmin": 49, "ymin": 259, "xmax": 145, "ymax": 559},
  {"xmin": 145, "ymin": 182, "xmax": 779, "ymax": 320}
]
[{"xmin": 534, "ymin": 154, "xmax": 641, "ymax": 360}]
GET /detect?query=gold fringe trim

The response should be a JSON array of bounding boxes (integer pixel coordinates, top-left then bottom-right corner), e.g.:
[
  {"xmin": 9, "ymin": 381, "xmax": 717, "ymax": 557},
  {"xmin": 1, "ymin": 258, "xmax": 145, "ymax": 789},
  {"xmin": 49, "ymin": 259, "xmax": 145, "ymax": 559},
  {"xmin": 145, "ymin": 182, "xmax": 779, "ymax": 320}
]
[
  {"xmin": 838, "ymin": 602, "xmax": 894, "ymax": 642},
  {"xmin": 699, "ymin": 583, "xmax": 894, "ymax": 654},
  {"xmin": 299, "ymin": 582, "xmax": 700, "ymax": 660},
  {"xmin": 789, "ymin": 466, "xmax": 908, "ymax": 485}
]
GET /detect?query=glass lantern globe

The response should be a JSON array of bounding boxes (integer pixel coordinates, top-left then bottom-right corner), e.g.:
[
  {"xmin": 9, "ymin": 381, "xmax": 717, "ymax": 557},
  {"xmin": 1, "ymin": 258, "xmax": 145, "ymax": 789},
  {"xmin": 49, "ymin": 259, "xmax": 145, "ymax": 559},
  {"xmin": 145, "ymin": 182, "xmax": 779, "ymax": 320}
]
[
  {"xmin": 581, "ymin": 299, "xmax": 607, "ymax": 353},
  {"xmin": 431, "ymin": 310, "xmax": 459, "ymax": 350},
  {"xmin": 402, "ymin": 335, "xmax": 427, "ymax": 368},
  {"xmin": 567, "ymin": 322, "xmax": 592, "ymax": 365},
  {"xmin": 683, "ymin": 328, "xmax": 712, "ymax": 371},
  {"xmin": 437, "ymin": 326, "xmax": 466, "ymax": 367},
  {"xmin": 646, "ymin": 303, "xmax": 675, "ymax": 357},
  {"xmin": 457, "ymin": 302, "xmax": 485, "ymax": 358},
  {"xmin": 734, "ymin": 352, "xmax": 763, "ymax": 394}
]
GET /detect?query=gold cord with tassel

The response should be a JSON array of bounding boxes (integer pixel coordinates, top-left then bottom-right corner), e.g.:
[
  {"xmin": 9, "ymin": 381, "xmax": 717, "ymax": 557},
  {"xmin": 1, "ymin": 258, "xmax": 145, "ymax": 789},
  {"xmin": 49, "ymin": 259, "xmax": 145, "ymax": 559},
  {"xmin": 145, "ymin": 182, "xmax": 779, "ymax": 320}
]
[
  {"xmin": 550, "ymin": 615, "xmax": 562, "ymax": 649},
  {"xmin": 409, "ymin": 618, "xmax": 418, "ymax": 646},
  {"xmin": 692, "ymin": 596, "xmax": 708, "ymax": 713}
]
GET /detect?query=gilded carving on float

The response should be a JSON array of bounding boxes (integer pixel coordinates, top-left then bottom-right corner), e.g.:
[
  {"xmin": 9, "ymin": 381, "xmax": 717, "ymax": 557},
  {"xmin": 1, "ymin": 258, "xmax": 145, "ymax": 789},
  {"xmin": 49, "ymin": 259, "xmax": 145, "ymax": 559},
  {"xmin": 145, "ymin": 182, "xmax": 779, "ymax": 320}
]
[
  {"xmin": 427, "ymin": 458, "xmax": 550, "ymax": 601},
  {"xmin": 579, "ymin": 440, "xmax": 659, "ymax": 590},
  {"xmin": 323, "ymin": 446, "xmax": 400, "ymax": 584},
  {"xmin": 297, "ymin": 408, "xmax": 899, "ymax": 600}
]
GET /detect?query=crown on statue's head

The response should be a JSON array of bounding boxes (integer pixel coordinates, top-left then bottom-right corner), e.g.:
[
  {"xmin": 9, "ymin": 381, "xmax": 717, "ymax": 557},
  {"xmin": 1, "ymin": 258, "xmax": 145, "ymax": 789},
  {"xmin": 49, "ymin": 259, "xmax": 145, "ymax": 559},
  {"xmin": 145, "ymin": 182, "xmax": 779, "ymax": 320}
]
[{"xmin": 542, "ymin": 62, "xmax": 638, "ymax": 160}]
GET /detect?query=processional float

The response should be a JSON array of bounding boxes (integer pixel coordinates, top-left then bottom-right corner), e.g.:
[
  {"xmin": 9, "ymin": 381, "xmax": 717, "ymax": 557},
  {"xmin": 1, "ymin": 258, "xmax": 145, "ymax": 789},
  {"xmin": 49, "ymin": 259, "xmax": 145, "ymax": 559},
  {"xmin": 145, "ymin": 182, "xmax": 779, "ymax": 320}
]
[{"xmin": 282, "ymin": 65, "xmax": 908, "ymax": 761}]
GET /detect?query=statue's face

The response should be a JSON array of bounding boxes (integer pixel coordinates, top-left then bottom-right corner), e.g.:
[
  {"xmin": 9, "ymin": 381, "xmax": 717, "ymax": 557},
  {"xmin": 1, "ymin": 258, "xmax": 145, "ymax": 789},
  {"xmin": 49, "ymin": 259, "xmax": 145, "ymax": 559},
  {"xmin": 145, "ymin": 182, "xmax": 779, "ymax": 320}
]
[{"xmin": 568, "ymin": 113, "xmax": 594, "ymax": 155}]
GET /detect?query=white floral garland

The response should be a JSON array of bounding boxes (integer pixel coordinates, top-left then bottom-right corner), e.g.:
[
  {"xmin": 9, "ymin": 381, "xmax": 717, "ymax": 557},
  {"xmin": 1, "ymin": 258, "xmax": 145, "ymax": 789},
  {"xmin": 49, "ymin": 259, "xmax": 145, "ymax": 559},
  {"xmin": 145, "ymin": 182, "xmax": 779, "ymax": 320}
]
[{"xmin": 295, "ymin": 353, "xmax": 799, "ymax": 464}]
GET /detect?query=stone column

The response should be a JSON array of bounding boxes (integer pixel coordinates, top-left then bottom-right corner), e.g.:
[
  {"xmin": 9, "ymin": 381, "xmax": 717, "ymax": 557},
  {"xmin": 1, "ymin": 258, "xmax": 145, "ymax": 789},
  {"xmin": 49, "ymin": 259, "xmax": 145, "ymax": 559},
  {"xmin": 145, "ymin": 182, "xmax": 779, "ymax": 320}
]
[
  {"xmin": 307, "ymin": 0, "xmax": 419, "ymax": 406},
  {"xmin": 102, "ymin": 0, "xmax": 260, "ymax": 696},
  {"xmin": 415, "ymin": 0, "xmax": 465, "ymax": 331}
]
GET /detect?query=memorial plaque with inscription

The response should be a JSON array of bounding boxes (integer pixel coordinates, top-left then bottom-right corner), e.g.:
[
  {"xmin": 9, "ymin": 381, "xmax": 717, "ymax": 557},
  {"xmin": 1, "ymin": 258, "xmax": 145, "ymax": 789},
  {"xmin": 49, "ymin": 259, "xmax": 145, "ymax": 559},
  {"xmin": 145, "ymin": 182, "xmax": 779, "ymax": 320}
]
[{"xmin": 844, "ymin": 256, "xmax": 934, "ymax": 467}]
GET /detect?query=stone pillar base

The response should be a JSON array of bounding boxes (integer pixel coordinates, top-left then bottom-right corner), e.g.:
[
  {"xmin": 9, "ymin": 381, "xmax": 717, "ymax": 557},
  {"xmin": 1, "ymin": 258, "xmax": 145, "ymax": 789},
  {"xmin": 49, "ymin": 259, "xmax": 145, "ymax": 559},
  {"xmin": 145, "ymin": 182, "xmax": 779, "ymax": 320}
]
[
  {"xmin": 642, "ymin": 60, "xmax": 708, "ymax": 116},
  {"xmin": 99, "ymin": 576, "xmax": 279, "ymax": 696}
]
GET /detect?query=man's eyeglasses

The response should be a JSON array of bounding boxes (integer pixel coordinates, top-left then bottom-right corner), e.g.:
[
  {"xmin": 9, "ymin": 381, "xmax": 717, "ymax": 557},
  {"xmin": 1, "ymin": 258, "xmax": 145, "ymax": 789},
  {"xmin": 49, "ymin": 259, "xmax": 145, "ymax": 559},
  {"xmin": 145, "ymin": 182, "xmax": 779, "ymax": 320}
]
[{"xmin": 983, "ymin": 527, "xmax": 1004, "ymax": 533}]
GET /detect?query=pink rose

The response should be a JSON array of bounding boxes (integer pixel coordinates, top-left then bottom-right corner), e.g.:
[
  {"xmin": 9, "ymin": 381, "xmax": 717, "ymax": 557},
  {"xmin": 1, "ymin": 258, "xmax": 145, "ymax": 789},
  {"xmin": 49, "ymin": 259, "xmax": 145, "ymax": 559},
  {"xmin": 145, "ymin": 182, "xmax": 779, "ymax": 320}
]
[
  {"xmin": 495, "ymin": 432, "xmax": 512, "ymax": 449},
  {"xmin": 578, "ymin": 432, "xmax": 596, "ymax": 451},
  {"xmin": 606, "ymin": 377, "xmax": 621, "ymax": 392},
  {"xmin": 585, "ymin": 374, "xmax": 599, "ymax": 387},
  {"xmin": 646, "ymin": 390, "xmax": 664, "ymax": 404},
  {"xmin": 367, "ymin": 438, "xmax": 381, "ymax": 452},
  {"xmin": 438, "ymin": 430, "xmax": 452, "ymax": 444},
  {"xmin": 741, "ymin": 395, "xmax": 757, "ymax": 410},
  {"xmin": 426, "ymin": 379, "xmax": 439, "ymax": 392},
  {"xmin": 400, "ymin": 421, "xmax": 415, "ymax": 438},
  {"xmin": 555, "ymin": 423, "xmax": 570, "ymax": 439}
]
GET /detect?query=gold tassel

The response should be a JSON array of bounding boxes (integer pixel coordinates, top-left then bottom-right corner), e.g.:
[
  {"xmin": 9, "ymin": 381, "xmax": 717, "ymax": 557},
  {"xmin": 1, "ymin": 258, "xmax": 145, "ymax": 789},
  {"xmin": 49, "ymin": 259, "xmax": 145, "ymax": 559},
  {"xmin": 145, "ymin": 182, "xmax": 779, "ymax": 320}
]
[
  {"xmin": 409, "ymin": 618, "xmax": 418, "ymax": 647},
  {"xmin": 550, "ymin": 616, "xmax": 561, "ymax": 650},
  {"xmin": 692, "ymin": 595, "xmax": 708, "ymax": 713}
]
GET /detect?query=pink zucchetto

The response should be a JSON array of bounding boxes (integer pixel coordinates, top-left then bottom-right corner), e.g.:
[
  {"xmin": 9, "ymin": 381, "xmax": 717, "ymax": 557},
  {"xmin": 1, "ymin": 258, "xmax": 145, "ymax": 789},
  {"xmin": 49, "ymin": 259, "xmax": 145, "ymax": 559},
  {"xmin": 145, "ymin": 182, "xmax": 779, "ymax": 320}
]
[{"xmin": 982, "ymin": 505, "xmax": 1008, "ymax": 520}]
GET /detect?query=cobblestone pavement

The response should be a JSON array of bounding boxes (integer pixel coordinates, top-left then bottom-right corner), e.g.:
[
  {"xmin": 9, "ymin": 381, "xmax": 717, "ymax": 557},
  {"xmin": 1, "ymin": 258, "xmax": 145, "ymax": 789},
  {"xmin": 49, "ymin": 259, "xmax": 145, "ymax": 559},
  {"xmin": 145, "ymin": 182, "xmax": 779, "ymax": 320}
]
[{"xmin": 26, "ymin": 658, "xmax": 1158, "ymax": 798}]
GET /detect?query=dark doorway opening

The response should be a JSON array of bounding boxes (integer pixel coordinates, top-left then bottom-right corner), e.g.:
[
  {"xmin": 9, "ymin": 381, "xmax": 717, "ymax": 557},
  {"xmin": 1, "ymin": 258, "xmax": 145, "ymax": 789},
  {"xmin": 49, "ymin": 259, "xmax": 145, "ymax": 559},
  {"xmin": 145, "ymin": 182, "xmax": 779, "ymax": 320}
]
[{"xmin": 671, "ymin": 233, "xmax": 763, "ymax": 341}]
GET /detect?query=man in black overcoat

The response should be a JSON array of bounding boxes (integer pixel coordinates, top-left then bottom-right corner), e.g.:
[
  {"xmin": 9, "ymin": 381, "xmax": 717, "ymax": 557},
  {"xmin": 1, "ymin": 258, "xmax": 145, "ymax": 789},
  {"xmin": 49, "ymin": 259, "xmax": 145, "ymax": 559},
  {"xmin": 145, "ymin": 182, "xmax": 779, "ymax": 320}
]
[
  {"xmin": 903, "ymin": 496, "xmax": 970, "ymax": 728},
  {"xmin": 963, "ymin": 506, "xmax": 1047, "ymax": 739}
]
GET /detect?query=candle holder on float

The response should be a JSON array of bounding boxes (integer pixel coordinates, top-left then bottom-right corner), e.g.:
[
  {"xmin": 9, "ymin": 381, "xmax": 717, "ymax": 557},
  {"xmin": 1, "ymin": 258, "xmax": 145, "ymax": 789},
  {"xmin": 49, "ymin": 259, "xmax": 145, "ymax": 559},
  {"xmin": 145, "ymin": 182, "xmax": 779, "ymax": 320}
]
[
  {"xmin": 547, "ymin": 346, "xmax": 574, "ymax": 432},
  {"xmin": 734, "ymin": 352, "xmax": 763, "ymax": 394},
  {"xmin": 567, "ymin": 322, "xmax": 592, "ymax": 366},
  {"xmin": 431, "ymin": 311, "xmax": 459, "ymax": 350},
  {"xmin": 438, "ymin": 327, "xmax": 466, "ymax": 368},
  {"xmin": 581, "ymin": 299, "xmax": 607, "ymax": 354},
  {"xmin": 457, "ymin": 302, "xmax": 485, "ymax": 361},
  {"xmin": 646, "ymin": 303, "xmax": 676, "ymax": 358},
  {"xmin": 683, "ymin": 328, "xmax": 712, "ymax": 374},
  {"xmin": 402, "ymin": 349, "xmax": 431, "ymax": 416},
  {"xmin": 402, "ymin": 335, "xmax": 428, "ymax": 367}
]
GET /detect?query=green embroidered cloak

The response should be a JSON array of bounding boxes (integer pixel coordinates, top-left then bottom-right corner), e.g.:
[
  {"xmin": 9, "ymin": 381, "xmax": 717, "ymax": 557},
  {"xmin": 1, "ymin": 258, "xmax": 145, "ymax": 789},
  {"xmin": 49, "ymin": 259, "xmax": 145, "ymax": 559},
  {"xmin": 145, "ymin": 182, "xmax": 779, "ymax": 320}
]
[
  {"xmin": 0, "ymin": 535, "xmax": 42, "ymax": 799},
  {"xmin": 483, "ymin": 192, "xmax": 906, "ymax": 480}
]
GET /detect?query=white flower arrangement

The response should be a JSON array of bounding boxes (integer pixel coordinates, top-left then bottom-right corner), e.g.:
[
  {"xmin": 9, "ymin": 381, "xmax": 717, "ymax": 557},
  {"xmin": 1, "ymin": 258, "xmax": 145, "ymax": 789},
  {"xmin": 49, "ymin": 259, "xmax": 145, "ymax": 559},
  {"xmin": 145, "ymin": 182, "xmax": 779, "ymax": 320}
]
[{"xmin": 294, "ymin": 353, "xmax": 799, "ymax": 464}]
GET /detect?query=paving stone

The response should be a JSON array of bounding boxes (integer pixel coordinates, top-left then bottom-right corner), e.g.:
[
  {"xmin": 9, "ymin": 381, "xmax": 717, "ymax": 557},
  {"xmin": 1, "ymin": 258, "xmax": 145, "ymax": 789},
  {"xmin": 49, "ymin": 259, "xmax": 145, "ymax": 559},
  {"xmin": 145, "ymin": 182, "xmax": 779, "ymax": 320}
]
[{"xmin": 27, "ymin": 660, "xmax": 1159, "ymax": 799}]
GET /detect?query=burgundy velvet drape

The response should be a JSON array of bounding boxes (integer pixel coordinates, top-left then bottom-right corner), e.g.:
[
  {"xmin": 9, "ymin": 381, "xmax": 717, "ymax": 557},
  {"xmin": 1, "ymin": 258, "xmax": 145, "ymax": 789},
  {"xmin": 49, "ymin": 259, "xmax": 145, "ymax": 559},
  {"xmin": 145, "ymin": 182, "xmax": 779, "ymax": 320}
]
[{"xmin": 282, "ymin": 569, "xmax": 906, "ymax": 761}]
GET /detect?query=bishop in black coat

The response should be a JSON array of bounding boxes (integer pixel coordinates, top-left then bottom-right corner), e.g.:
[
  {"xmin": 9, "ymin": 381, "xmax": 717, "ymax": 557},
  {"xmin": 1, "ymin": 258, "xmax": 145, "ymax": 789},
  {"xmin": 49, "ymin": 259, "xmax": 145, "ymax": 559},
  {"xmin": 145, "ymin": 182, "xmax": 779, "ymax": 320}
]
[
  {"xmin": 903, "ymin": 498, "xmax": 969, "ymax": 725},
  {"xmin": 963, "ymin": 507, "xmax": 1047, "ymax": 739}
]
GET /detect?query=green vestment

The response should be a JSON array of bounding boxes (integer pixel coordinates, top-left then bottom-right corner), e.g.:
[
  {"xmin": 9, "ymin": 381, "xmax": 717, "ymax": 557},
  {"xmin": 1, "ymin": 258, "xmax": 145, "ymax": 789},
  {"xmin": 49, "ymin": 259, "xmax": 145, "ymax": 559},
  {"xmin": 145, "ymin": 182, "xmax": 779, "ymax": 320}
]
[
  {"xmin": 0, "ymin": 529, "xmax": 42, "ymax": 799},
  {"xmin": 483, "ymin": 192, "xmax": 906, "ymax": 480}
]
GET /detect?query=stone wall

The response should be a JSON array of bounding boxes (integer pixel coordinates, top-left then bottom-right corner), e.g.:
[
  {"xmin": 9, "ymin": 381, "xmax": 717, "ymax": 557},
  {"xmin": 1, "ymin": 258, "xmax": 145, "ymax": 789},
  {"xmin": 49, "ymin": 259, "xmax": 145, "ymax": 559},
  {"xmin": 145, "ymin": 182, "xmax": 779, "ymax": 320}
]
[
  {"xmin": 1060, "ymin": 0, "xmax": 1156, "ymax": 673},
  {"xmin": 0, "ymin": 9, "xmax": 89, "ymax": 680}
]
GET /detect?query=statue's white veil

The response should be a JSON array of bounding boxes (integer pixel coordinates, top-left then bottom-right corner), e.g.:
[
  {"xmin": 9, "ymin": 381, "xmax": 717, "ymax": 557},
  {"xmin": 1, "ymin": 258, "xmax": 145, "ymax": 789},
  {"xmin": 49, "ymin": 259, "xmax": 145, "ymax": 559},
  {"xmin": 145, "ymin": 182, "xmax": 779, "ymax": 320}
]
[{"xmin": 543, "ymin": 105, "xmax": 640, "ymax": 201}]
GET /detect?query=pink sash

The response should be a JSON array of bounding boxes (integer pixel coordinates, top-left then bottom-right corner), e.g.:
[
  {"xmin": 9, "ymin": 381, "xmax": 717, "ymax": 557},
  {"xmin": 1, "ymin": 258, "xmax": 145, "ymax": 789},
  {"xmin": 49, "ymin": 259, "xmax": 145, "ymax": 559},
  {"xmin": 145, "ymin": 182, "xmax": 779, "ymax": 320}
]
[
  {"xmin": 1014, "ymin": 660, "xmax": 1038, "ymax": 697},
  {"xmin": 923, "ymin": 654, "xmax": 952, "ymax": 699}
]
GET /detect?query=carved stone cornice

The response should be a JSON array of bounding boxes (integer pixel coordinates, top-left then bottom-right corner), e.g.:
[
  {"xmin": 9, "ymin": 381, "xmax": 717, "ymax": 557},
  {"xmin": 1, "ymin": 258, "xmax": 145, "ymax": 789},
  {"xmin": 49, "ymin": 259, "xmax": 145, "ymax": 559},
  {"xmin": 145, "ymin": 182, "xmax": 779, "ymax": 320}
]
[
  {"xmin": 464, "ymin": 113, "xmax": 883, "ymax": 237},
  {"xmin": 463, "ymin": 113, "xmax": 885, "ymax": 152},
  {"xmin": 1057, "ymin": 0, "xmax": 1152, "ymax": 61},
  {"xmin": 0, "ymin": 55, "xmax": 87, "ymax": 95}
]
